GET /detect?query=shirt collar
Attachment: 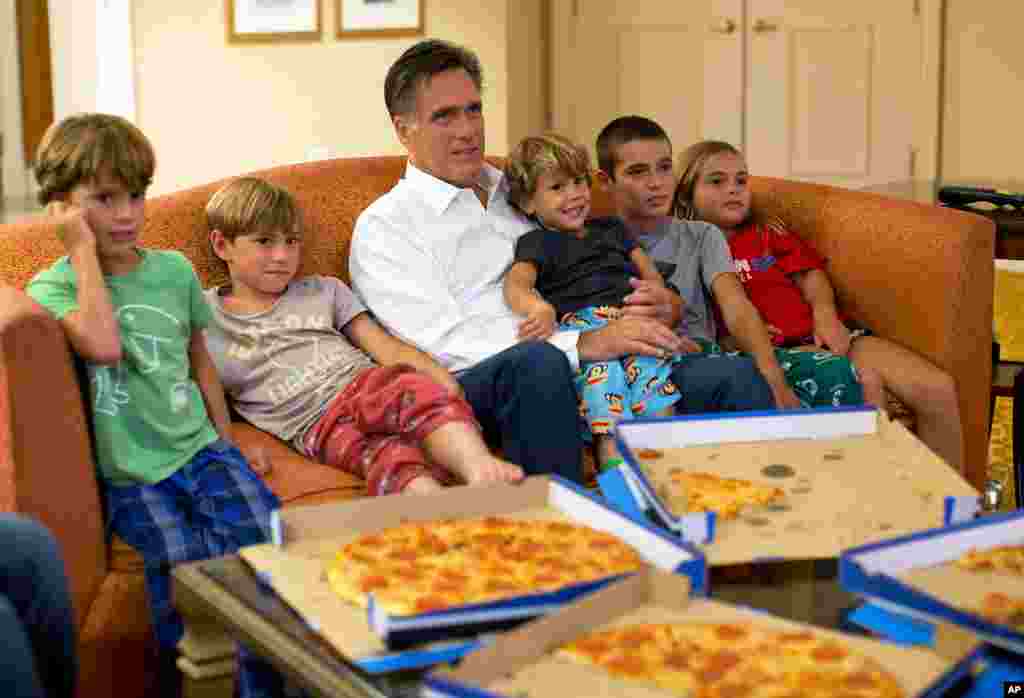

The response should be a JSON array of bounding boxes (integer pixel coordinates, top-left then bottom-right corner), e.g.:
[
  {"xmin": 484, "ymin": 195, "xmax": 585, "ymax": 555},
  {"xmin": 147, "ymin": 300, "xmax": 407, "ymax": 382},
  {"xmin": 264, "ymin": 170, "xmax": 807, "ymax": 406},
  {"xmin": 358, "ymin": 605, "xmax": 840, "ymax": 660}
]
[{"xmin": 404, "ymin": 161, "xmax": 504, "ymax": 215}]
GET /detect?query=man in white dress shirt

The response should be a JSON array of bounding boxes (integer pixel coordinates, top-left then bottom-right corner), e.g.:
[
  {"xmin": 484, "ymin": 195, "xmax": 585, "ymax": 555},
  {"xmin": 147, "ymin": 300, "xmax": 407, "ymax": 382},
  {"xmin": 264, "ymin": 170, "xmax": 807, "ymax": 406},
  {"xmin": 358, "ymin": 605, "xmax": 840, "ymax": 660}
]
[{"xmin": 350, "ymin": 39, "xmax": 692, "ymax": 482}]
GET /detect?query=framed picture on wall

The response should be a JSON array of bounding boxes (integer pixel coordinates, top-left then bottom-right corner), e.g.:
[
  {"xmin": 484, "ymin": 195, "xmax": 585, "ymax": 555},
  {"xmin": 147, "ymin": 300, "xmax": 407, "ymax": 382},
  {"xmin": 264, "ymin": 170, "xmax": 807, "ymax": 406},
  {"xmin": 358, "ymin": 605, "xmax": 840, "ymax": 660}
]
[
  {"xmin": 337, "ymin": 0, "xmax": 424, "ymax": 39},
  {"xmin": 226, "ymin": 0, "xmax": 322, "ymax": 43}
]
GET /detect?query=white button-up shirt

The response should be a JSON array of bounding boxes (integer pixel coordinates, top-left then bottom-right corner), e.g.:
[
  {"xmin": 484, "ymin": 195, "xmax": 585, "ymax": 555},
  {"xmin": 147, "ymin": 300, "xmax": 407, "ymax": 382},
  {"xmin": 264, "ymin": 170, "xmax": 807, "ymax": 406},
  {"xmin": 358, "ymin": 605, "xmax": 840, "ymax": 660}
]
[{"xmin": 350, "ymin": 162, "xmax": 581, "ymax": 373}]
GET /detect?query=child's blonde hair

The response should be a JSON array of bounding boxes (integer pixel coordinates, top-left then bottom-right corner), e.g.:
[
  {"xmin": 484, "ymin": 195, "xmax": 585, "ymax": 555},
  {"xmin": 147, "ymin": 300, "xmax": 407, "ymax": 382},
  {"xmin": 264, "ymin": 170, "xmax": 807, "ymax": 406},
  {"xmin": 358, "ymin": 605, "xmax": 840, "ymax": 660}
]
[
  {"xmin": 205, "ymin": 177, "xmax": 302, "ymax": 241},
  {"xmin": 671, "ymin": 140, "xmax": 744, "ymax": 221},
  {"xmin": 33, "ymin": 113, "xmax": 156, "ymax": 206},
  {"xmin": 673, "ymin": 140, "xmax": 787, "ymax": 233},
  {"xmin": 505, "ymin": 133, "xmax": 592, "ymax": 212}
]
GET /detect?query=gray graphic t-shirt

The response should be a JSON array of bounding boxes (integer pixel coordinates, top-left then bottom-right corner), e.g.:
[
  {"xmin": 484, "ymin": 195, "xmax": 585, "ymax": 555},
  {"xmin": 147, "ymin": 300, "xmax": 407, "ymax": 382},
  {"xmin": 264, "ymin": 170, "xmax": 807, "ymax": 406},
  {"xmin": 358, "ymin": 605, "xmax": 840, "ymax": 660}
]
[
  {"xmin": 635, "ymin": 217, "xmax": 735, "ymax": 341},
  {"xmin": 204, "ymin": 275, "xmax": 376, "ymax": 450}
]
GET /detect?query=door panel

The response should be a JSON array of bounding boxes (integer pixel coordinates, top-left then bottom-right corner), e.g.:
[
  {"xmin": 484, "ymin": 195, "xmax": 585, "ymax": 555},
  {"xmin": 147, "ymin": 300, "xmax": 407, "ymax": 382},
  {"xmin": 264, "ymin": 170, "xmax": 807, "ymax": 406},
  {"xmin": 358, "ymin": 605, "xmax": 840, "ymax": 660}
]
[
  {"xmin": 552, "ymin": 1, "xmax": 930, "ymax": 187},
  {"xmin": 551, "ymin": 0, "xmax": 740, "ymax": 164},
  {"xmin": 747, "ymin": 0, "xmax": 920, "ymax": 187}
]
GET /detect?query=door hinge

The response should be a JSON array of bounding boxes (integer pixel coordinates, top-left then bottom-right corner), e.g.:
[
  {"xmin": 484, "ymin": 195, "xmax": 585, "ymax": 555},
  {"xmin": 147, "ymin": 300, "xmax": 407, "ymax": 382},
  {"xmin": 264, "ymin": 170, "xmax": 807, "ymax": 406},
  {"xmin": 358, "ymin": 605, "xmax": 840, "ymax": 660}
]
[
  {"xmin": 572, "ymin": 0, "xmax": 579, "ymax": 19},
  {"xmin": 913, "ymin": 0, "xmax": 921, "ymax": 18},
  {"xmin": 908, "ymin": 147, "xmax": 918, "ymax": 178}
]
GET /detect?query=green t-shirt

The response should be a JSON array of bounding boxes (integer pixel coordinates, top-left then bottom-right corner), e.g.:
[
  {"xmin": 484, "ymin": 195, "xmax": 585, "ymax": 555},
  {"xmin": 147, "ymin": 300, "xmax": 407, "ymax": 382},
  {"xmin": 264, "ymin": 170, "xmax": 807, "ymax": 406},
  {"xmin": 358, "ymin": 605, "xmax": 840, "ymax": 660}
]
[{"xmin": 27, "ymin": 249, "xmax": 218, "ymax": 485}]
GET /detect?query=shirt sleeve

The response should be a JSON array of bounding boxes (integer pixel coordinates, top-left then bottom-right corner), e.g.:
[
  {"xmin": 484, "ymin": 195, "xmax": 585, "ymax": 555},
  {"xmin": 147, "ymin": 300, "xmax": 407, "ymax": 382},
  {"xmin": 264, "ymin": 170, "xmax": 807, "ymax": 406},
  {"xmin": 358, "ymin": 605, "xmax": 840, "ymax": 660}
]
[
  {"xmin": 325, "ymin": 276, "xmax": 368, "ymax": 330},
  {"xmin": 25, "ymin": 260, "xmax": 78, "ymax": 320},
  {"xmin": 513, "ymin": 229, "xmax": 548, "ymax": 271},
  {"xmin": 610, "ymin": 220, "xmax": 637, "ymax": 254},
  {"xmin": 770, "ymin": 227, "xmax": 827, "ymax": 275},
  {"xmin": 185, "ymin": 257, "xmax": 213, "ymax": 331},
  {"xmin": 350, "ymin": 208, "xmax": 523, "ymax": 370},
  {"xmin": 699, "ymin": 222, "xmax": 738, "ymax": 289}
]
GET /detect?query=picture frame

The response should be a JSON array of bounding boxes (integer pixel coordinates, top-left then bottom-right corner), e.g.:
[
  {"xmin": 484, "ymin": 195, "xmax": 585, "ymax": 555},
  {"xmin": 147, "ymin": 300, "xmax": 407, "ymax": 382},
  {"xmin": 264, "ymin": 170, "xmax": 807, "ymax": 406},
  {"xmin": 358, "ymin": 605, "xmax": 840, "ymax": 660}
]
[
  {"xmin": 336, "ymin": 0, "xmax": 424, "ymax": 39},
  {"xmin": 226, "ymin": 0, "xmax": 322, "ymax": 44}
]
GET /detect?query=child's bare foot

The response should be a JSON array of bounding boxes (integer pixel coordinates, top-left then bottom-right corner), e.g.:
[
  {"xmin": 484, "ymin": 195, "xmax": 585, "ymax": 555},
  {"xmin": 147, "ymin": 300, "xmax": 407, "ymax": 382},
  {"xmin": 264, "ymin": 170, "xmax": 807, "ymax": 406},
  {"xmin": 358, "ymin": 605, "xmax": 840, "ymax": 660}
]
[
  {"xmin": 453, "ymin": 456, "xmax": 524, "ymax": 486},
  {"xmin": 404, "ymin": 474, "xmax": 445, "ymax": 495}
]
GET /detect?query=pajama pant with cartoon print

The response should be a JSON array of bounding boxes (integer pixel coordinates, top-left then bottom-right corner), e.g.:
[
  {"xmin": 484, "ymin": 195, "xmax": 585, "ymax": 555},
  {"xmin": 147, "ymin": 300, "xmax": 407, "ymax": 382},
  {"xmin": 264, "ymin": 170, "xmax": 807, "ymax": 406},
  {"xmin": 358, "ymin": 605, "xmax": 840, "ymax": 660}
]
[{"xmin": 561, "ymin": 306, "xmax": 686, "ymax": 436}]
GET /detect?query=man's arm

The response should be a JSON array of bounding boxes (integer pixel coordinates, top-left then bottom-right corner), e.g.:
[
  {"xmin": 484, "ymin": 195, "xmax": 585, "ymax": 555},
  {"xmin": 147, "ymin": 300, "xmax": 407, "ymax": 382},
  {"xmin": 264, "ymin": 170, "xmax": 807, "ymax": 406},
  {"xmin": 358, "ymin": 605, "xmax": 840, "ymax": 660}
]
[
  {"xmin": 794, "ymin": 268, "xmax": 852, "ymax": 355},
  {"xmin": 51, "ymin": 204, "xmax": 122, "ymax": 364},
  {"xmin": 712, "ymin": 272, "xmax": 801, "ymax": 408},
  {"xmin": 343, "ymin": 312, "xmax": 463, "ymax": 397},
  {"xmin": 190, "ymin": 329, "xmax": 233, "ymax": 442}
]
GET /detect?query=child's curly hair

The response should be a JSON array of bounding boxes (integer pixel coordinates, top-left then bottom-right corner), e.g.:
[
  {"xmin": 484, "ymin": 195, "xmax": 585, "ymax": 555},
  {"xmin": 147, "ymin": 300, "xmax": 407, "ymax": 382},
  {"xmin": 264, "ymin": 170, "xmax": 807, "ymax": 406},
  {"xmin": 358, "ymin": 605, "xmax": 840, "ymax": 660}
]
[{"xmin": 505, "ymin": 133, "xmax": 592, "ymax": 212}]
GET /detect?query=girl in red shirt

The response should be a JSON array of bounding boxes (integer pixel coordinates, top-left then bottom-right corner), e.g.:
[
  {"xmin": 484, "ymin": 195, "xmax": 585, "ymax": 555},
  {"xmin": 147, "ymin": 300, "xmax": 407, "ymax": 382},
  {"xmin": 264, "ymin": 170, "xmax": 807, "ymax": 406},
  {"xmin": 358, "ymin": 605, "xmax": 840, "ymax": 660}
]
[{"xmin": 673, "ymin": 140, "xmax": 964, "ymax": 472}]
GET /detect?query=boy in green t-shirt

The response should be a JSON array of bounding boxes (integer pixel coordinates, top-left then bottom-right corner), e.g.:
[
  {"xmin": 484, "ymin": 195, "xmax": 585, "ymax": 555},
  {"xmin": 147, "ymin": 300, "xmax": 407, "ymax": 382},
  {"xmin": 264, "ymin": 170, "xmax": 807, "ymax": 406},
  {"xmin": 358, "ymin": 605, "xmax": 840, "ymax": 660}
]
[{"xmin": 25, "ymin": 113, "xmax": 281, "ymax": 697}]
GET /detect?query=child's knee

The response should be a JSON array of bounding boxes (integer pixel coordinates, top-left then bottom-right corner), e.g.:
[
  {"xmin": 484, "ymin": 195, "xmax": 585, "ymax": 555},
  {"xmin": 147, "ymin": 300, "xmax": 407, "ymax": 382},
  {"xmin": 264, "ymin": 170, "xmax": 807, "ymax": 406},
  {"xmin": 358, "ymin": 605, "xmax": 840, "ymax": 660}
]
[{"xmin": 854, "ymin": 365, "xmax": 886, "ymax": 405}]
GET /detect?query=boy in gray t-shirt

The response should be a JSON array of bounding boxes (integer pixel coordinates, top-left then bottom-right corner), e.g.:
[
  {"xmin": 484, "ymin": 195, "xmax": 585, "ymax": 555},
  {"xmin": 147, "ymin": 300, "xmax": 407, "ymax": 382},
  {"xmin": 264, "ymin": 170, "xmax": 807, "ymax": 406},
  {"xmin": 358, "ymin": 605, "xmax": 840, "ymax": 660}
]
[{"xmin": 203, "ymin": 177, "xmax": 523, "ymax": 496}]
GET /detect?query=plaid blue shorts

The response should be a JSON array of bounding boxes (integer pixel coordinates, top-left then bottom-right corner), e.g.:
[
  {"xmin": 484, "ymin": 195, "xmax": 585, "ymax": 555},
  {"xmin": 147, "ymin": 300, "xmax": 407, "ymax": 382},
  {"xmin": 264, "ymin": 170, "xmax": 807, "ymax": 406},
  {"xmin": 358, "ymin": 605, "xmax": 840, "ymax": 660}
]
[{"xmin": 104, "ymin": 438, "xmax": 280, "ymax": 649}]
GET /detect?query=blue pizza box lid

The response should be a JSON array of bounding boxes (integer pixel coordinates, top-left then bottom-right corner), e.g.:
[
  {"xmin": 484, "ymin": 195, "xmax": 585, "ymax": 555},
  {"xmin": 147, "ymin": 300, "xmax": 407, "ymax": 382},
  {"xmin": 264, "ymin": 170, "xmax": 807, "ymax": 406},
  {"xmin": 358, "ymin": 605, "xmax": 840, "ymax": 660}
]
[{"xmin": 841, "ymin": 509, "xmax": 1024, "ymax": 655}]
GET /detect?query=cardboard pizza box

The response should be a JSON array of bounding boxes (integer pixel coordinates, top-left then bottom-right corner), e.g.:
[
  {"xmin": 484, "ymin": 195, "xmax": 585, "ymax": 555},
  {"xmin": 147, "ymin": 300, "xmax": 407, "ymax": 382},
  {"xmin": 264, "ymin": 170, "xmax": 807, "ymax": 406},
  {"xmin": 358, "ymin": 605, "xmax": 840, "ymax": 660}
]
[
  {"xmin": 841, "ymin": 509, "xmax": 1024, "ymax": 656},
  {"xmin": 239, "ymin": 475, "xmax": 704, "ymax": 672},
  {"xmin": 423, "ymin": 567, "xmax": 951, "ymax": 698},
  {"xmin": 602, "ymin": 407, "xmax": 980, "ymax": 565}
]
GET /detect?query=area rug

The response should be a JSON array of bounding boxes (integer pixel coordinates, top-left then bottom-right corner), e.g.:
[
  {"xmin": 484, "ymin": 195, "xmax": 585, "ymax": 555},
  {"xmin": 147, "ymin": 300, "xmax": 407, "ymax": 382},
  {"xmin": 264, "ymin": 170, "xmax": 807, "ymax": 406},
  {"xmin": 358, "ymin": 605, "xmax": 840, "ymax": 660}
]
[{"xmin": 988, "ymin": 396, "xmax": 1017, "ymax": 511}]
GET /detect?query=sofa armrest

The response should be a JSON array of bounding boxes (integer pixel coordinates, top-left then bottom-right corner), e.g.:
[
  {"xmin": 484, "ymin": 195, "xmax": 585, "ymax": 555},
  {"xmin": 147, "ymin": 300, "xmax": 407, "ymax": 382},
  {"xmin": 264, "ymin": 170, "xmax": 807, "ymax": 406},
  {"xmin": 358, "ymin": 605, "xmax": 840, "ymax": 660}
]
[
  {"xmin": 0, "ymin": 286, "xmax": 108, "ymax": 631},
  {"xmin": 751, "ymin": 177, "xmax": 995, "ymax": 487}
]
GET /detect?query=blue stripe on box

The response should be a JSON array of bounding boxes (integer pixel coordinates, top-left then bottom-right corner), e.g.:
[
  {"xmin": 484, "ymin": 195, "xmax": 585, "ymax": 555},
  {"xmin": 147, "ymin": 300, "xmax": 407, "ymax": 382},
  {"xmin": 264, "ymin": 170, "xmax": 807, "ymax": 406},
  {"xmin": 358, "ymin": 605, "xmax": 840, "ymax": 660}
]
[
  {"xmin": 422, "ymin": 674, "xmax": 505, "ymax": 698},
  {"xmin": 597, "ymin": 467, "xmax": 649, "ymax": 526},
  {"xmin": 355, "ymin": 639, "xmax": 483, "ymax": 674},
  {"xmin": 846, "ymin": 602, "xmax": 935, "ymax": 646}
]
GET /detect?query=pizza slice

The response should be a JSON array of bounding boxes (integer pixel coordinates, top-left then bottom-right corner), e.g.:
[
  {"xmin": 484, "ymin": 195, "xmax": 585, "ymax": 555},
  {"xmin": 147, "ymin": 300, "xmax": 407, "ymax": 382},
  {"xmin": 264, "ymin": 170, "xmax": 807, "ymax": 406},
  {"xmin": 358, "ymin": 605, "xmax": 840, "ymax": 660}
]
[
  {"xmin": 663, "ymin": 470, "xmax": 786, "ymax": 520},
  {"xmin": 953, "ymin": 543, "xmax": 1024, "ymax": 576}
]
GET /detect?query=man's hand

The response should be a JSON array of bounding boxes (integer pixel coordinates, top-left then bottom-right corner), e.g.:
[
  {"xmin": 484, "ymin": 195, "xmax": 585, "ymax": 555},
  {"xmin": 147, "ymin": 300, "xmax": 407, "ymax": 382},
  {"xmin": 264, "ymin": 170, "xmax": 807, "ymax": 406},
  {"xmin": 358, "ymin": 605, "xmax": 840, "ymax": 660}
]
[
  {"xmin": 812, "ymin": 305, "xmax": 852, "ymax": 356},
  {"xmin": 578, "ymin": 316, "xmax": 693, "ymax": 362},
  {"xmin": 620, "ymin": 278, "xmax": 680, "ymax": 327},
  {"xmin": 517, "ymin": 301, "xmax": 557, "ymax": 341},
  {"xmin": 47, "ymin": 200, "xmax": 97, "ymax": 255}
]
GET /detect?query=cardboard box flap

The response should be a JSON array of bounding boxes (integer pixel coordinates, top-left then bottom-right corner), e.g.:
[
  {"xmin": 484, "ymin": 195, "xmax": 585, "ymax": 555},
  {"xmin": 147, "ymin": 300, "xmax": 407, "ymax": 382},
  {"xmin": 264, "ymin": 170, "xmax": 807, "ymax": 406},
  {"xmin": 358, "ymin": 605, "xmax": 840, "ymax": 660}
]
[{"xmin": 443, "ymin": 570, "xmax": 691, "ymax": 687}]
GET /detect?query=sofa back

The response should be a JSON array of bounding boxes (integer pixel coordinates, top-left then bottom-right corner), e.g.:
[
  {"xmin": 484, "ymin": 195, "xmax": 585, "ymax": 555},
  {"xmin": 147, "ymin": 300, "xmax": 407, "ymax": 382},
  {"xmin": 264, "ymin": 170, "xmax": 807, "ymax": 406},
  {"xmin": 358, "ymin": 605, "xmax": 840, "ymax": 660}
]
[{"xmin": 0, "ymin": 156, "xmax": 620, "ymax": 290}]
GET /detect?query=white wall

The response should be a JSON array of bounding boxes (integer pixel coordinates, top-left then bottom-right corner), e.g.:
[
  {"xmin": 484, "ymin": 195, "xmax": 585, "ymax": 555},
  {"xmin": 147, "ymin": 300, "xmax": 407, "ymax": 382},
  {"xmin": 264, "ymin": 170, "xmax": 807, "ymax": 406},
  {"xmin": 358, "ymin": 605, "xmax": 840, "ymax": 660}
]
[
  {"xmin": 942, "ymin": 1, "xmax": 1024, "ymax": 181},
  {"xmin": 131, "ymin": 0, "xmax": 514, "ymax": 195},
  {"xmin": 2, "ymin": 0, "xmax": 30, "ymax": 200}
]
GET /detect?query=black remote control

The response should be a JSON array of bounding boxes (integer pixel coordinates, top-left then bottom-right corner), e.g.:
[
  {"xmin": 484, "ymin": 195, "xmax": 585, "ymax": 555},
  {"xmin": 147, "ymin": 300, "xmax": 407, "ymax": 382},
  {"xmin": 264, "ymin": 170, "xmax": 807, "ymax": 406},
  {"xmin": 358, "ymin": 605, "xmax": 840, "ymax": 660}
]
[{"xmin": 938, "ymin": 185, "xmax": 1024, "ymax": 209}]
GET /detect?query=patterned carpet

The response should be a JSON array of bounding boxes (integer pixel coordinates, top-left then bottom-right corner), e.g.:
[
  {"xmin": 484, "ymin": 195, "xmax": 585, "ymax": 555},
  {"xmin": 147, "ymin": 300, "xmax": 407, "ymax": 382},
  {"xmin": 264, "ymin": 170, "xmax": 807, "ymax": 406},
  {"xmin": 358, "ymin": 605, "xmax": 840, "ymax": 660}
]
[{"xmin": 988, "ymin": 396, "xmax": 1017, "ymax": 511}]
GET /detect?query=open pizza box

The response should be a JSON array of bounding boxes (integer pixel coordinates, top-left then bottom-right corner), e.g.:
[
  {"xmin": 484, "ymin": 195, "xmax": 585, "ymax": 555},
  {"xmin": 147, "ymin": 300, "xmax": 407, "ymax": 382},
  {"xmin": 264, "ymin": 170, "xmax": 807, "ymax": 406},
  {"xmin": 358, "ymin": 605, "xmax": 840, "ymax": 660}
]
[
  {"xmin": 840, "ymin": 509, "xmax": 1024, "ymax": 660},
  {"xmin": 423, "ymin": 567, "xmax": 953, "ymax": 698},
  {"xmin": 239, "ymin": 475, "xmax": 705, "ymax": 673},
  {"xmin": 600, "ymin": 406, "xmax": 981, "ymax": 566}
]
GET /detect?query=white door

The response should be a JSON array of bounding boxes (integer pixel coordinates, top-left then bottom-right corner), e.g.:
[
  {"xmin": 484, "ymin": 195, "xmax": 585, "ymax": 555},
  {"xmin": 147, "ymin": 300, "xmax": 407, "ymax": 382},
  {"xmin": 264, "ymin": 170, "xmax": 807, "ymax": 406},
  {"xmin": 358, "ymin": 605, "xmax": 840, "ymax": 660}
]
[
  {"xmin": 550, "ymin": 0, "xmax": 744, "ymax": 166},
  {"xmin": 551, "ymin": 0, "xmax": 932, "ymax": 186},
  {"xmin": 746, "ymin": 0, "xmax": 922, "ymax": 187}
]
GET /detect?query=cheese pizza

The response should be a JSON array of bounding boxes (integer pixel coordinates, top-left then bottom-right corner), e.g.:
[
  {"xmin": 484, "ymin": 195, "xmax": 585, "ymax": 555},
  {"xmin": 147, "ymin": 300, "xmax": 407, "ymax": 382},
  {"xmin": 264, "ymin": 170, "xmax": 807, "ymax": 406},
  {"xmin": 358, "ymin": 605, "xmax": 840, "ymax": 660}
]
[
  {"xmin": 557, "ymin": 622, "xmax": 905, "ymax": 698},
  {"xmin": 663, "ymin": 470, "xmax": 786, "ymax": 520},
  {"xmin": 953, "ymin": 544, "xmax": 1024, "ymax": 576},
  {"xmin": 325, "ymin": 516, "xmax": 644, "ymax": 615}
]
